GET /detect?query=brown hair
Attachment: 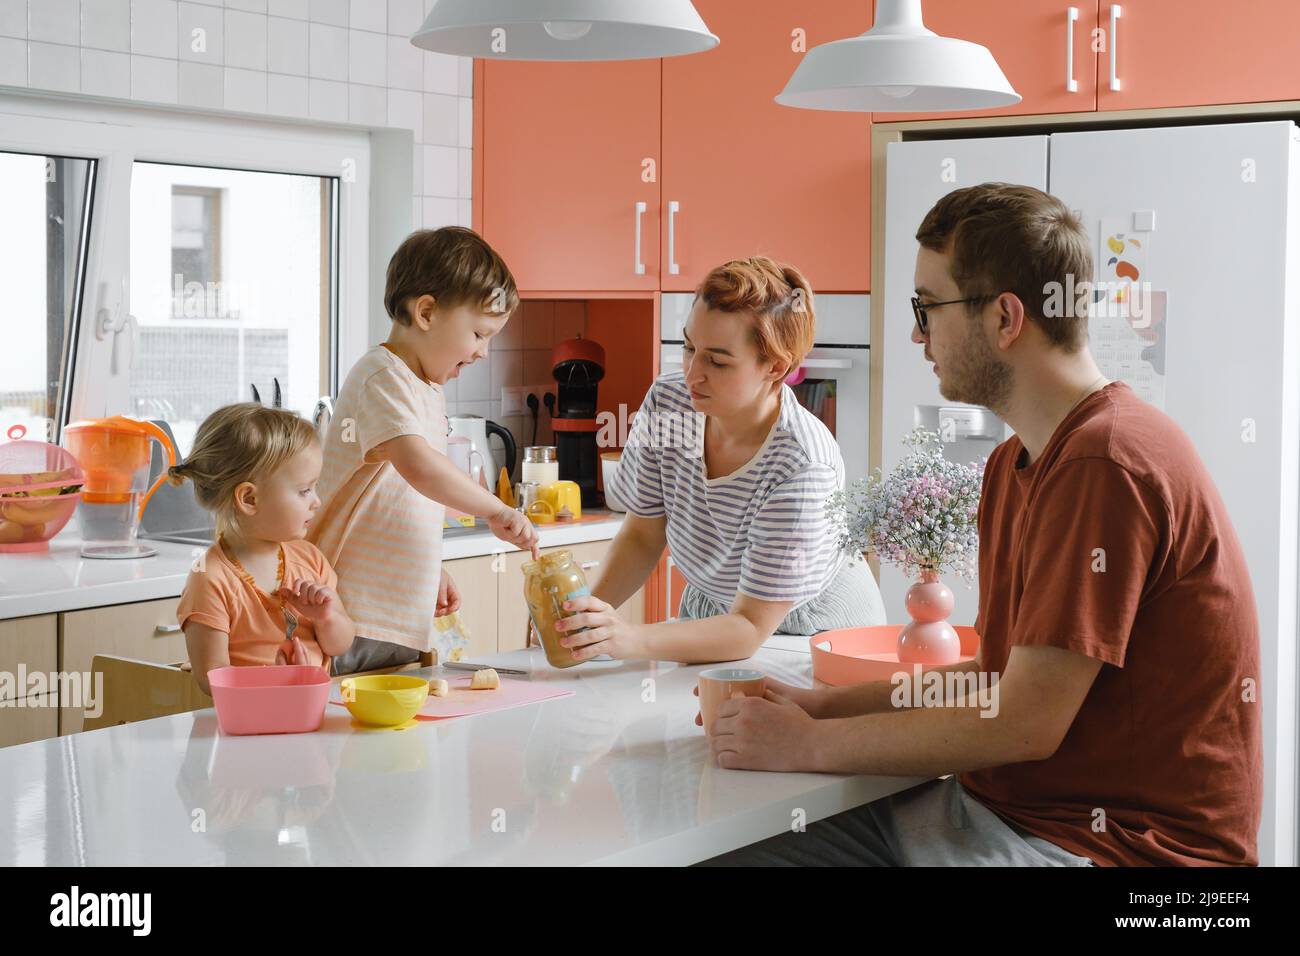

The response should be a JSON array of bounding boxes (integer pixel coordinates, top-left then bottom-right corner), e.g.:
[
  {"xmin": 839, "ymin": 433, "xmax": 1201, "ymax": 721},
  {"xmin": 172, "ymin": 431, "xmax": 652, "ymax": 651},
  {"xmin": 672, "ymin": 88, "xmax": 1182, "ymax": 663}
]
[
  {"xmin": 915, "ymin": 183, "xmax": 1093, "ymax": 350},
  {"xmin": 167, "ymin": 403, "xmax": 318, "ymax": 536},
  {"xmin": 384, "ymin": 226, "xmax": 520, "ymax": 325},
  {"xmin": 694, "ymin": 256, "xmax": 816, "ymax": 379}
]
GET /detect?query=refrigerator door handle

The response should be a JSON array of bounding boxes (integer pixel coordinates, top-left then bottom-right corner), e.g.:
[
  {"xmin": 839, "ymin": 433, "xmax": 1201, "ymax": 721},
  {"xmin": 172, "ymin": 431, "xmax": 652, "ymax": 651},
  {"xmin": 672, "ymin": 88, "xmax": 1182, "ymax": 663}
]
[
  {"xmin": 1066, "ymin": 7, "xmax": 1079, "ymax": 93},
  {"xmin": 1109, "ymin": 4, "xmax": 1122, "ymax": 92},
  {"xmin": 634, "ymin": 201, "xmax": 647, "ymax": 276}
]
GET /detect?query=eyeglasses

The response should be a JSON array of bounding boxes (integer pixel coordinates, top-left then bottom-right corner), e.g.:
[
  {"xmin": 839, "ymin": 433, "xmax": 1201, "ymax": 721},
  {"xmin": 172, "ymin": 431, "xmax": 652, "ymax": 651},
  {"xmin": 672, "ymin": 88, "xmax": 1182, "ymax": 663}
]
[{"xmin": 910, "ymin": 295, "xmax": 990, "ymax": 335}]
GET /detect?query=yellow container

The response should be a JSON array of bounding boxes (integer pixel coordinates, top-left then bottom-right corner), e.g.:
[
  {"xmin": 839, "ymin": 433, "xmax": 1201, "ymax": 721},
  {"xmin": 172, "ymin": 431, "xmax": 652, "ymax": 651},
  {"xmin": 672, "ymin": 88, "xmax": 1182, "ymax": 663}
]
[
  {"xmin": 541, "ymin": 480, "xmax": 582, "ymax": 520},
  {"xmin": 339, "ymin": 674, "xmax": 429, "ymax": 726}
]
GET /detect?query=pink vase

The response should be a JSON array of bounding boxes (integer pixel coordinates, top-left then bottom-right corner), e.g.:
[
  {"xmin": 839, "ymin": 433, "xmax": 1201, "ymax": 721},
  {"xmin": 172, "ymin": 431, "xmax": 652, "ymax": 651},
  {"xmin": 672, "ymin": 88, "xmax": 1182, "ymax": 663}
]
[{"xmin": 897, "ymin": 570, "xmax": 962, "ymax": 665}]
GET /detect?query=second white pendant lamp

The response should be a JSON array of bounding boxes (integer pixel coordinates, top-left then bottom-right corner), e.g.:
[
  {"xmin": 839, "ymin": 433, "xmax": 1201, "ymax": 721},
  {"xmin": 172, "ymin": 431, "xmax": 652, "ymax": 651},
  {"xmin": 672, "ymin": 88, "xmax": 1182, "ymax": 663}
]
[
  {"xmin": 776, "ymin": 0, "xmax": 1020, "ymax": 113},
  {"xmin": 411, "ymin": 0, "xmax": 719, "ymax": 61}
]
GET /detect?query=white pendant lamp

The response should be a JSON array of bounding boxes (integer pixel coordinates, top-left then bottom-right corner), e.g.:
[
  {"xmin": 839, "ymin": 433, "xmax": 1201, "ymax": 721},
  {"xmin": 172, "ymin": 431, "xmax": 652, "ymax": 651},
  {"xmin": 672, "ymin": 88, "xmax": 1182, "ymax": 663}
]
[
  {"xmin": 411, "ymin": 0, "xmax": 719, "ymax": 61},
  {"xmin": 776, "ymin": 0, "xmax": 1020, "ymax": 113}
]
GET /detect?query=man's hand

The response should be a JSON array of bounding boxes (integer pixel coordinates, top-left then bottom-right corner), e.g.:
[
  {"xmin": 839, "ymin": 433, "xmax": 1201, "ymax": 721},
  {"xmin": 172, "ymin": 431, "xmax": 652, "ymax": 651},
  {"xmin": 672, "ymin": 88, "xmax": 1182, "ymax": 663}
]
[
  {"xmin": 436, "ymin": 568, "xmax": 462, "ymax": 617},
  {"xmin": 692, "ymin": 679, "xmax": 826, "ymax": 726},
  {"xmin": 488, "ymin": 505, "xmax": 539, "ymax": 558},
  {"xmin": 708, "ymin": 688, "xmax": 820, "ymax": 772}
]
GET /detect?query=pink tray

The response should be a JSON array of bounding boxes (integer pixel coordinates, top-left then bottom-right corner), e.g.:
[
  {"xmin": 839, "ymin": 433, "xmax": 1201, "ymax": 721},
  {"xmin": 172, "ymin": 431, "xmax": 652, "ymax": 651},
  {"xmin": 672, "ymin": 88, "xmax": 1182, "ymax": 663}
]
[
  {"xmin": 208, "ymin": 664, "xmax": 331, "ymax": 735},
  {"xmin": 810, "ymin": 625, "xmax": 980, "ymax": 686}
]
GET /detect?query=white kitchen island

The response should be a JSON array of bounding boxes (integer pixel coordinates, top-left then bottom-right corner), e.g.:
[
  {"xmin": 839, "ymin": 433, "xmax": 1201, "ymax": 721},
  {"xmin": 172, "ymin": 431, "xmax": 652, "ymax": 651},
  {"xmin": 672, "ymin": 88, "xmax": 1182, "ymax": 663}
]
[{"xmin": 0, "ymin": 643, "xmax": 927, "ymax": 866}]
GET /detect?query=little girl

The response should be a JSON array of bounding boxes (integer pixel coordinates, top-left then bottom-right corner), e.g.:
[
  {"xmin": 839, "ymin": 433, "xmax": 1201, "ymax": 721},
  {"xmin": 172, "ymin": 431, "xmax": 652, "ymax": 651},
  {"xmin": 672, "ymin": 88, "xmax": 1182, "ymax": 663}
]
[{"xmin": 171, "ymin": 403, "xmax": 355, "ymax": 695}]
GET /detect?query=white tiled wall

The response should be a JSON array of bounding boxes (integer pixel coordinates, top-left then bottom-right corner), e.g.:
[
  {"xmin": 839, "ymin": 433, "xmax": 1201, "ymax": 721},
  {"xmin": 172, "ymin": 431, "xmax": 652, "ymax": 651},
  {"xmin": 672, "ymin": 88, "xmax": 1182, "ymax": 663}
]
[
  {"xmin": 453, "ymin": 299, "xmax": 588, "ymax": 480},
  {"xmin": 0, "ymin": 0, "xmax": 586, "ymax": 464},
  {"xmin": 0, "ymin": 0, "xmax": 472, "ymax": 231}
]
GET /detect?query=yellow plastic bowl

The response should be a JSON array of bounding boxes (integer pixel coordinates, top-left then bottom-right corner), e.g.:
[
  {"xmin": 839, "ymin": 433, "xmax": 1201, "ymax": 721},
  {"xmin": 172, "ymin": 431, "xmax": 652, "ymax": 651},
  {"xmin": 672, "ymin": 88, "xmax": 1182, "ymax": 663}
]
[{"xmin": 339, "ymin": 675, "xmax": 429, "ymax": 727}]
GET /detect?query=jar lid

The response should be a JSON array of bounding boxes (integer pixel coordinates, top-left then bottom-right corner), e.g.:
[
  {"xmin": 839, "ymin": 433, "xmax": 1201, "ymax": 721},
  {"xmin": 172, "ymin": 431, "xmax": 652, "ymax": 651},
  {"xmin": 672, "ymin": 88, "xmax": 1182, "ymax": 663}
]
[{"xmin": 523, "ymin": 445, "xmax": 557, "ymax": 462}]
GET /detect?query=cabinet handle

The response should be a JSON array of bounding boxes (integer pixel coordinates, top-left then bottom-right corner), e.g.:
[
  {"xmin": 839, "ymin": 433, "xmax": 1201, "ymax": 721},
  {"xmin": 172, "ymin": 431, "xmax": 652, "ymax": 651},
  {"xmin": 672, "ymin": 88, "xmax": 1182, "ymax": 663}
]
[
  {"xmin": 1109, "ymin": 4, "xmax": 1122, "ymax": 92},
  {"xmin": 633, "ymin": 201, "xmax": 647, "ymax": 276},
  {"xmin": 668, "ymin": 200, "xmax": 681, "ymax": 276},
  {"xmin": 155, "ymin": 623, "xmax": 182, "ymax": 635},
  {"xmin": 1066, "ymin": 7, "xmax": 1078, "ymax": 93},
  {"xmin": 580, "ymin": 561, "xmax": 601, "ymax": 571}
]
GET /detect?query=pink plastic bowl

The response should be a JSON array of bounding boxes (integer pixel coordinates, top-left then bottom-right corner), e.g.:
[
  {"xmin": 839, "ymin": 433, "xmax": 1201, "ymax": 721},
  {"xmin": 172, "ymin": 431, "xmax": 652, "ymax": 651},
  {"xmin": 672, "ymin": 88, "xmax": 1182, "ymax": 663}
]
[
  {"xmin": 0, "ymin": 491, "xmax": 81, "ymax": 552},
  {"xmin": 207, "ymin": 664, "xmax": 331, "ymax": 735}
]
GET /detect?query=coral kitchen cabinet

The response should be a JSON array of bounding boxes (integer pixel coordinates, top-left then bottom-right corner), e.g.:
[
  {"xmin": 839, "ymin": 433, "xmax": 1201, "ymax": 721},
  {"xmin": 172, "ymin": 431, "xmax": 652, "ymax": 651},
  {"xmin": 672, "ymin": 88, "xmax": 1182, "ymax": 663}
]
[
  {"xmin": 479, "ymin": 3, "xmax": 874, "ymax": 293},
  {"xmin": 882, "ymin": 1, "xmax": 1102, "ymax": 121},
  {"xmin": 660, "ymin": 0, "xmax": 873, "ymax": 292},
  {"xmin": 1096, "ymin": 0, "xmax": 1300, "ymax": 111},
  {"xmin": 481, "ymin": 59, "xmax": 662, "ymax": 293}
]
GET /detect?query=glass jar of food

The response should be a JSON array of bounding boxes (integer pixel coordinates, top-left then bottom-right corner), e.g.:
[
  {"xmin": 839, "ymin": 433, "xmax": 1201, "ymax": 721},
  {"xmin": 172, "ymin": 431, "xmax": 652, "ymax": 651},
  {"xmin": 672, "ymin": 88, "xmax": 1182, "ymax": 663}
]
[{"xmin": 522, "ymin": 550, "xmax": 591, "ymax": 669}]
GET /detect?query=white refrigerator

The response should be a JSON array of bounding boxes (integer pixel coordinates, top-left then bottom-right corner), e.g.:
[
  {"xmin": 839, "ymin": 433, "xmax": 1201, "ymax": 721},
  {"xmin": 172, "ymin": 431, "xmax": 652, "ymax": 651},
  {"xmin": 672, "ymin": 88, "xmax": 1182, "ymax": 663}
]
[{"xmin": 881, "ymin": 121, "xmax": 1300, "ymax": 866}]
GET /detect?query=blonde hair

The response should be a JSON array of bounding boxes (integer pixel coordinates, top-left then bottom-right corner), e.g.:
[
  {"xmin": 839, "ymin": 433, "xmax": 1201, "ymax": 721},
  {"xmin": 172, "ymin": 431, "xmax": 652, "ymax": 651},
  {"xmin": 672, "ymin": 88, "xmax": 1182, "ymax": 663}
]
[
  {"xmin": 167, "ymin": 403, "xmax": 318, "ymax": 536},
  {"xmin": 694, "ymin": 256, "xmax": 816, "ymax": 380}
]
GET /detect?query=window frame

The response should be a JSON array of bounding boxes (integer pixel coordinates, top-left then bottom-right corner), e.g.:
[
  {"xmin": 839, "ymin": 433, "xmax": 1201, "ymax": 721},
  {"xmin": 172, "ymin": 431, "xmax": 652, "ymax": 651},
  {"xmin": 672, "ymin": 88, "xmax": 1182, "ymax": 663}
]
[{"xmin": 0, "ymin": 92, "xmax": 372, "ymax": 435}]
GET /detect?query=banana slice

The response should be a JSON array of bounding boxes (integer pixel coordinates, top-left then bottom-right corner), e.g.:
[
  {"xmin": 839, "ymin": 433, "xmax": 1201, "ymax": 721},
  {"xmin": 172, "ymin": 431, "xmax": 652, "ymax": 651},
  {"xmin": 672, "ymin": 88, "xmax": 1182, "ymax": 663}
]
[
  {"xmin": 470, "ymin": 667, "xmax": 500, "ymax": 690},
  {"xmin": 429, "ymin": 679, "xmax": 449, "ymax": 698}
]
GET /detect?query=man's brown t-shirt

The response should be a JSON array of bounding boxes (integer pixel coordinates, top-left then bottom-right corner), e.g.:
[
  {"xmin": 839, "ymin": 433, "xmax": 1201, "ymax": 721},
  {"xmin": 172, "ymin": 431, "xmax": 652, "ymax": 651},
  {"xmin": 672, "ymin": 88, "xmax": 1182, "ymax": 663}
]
[{"xmin": 959, "ymin": 381, "xmax": 1262, "ymax": 866}]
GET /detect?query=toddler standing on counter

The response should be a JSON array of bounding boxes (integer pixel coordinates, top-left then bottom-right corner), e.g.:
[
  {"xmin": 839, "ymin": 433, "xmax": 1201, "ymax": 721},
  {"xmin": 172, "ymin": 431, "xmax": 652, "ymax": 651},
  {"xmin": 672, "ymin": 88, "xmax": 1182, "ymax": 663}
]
[
  {"xmin": 172, "ymin": 404, "xmax": 356, "ymax": 695},
  {"xmin": 308, "ymin": 226, "xmax": 538, "ymax": 675}
]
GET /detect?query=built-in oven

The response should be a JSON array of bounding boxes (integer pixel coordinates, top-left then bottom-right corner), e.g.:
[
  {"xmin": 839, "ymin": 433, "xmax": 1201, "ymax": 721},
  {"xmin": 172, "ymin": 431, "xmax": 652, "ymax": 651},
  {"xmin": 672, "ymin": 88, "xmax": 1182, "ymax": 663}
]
[{"xmin": 658, "ymin": 293, "xmax": 870, "ymax": 482}]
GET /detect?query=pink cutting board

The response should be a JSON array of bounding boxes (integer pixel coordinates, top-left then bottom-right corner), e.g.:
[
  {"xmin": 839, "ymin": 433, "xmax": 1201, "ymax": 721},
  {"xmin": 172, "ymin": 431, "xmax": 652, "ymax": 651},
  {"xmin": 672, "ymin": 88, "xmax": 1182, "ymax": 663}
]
[{"xmin": 416, "ymin": 677, "xmax": 574, "ymax": 719}]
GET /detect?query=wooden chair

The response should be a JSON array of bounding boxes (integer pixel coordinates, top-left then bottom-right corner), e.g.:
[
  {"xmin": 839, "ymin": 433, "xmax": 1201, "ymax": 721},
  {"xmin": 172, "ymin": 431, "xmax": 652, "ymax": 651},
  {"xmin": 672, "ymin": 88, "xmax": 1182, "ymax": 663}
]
[{"xmin": 82, "ymin": 651, "xmax": 437, "ymax": 732}]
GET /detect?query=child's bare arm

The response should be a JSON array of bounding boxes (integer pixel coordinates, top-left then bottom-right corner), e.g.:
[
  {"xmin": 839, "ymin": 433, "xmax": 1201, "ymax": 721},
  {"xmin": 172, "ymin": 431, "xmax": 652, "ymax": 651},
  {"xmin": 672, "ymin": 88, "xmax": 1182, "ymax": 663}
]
[
  {"xmin": 182, "ymin": 621, "xmax": 230, "ymax": 696},
  {"xmin": 375, "ymin": 434, "xmax": 539, "ymax": 555},
  {"xmin": 374, "ymin": 434, "xmax": 509, "ymax": 517}
]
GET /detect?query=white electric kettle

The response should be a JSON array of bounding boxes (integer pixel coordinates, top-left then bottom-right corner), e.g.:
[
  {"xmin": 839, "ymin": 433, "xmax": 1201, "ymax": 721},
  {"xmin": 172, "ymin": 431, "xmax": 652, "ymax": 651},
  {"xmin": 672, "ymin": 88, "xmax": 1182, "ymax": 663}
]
[{"xmin": 447, "ymin": 415, "xmax": 517, "ymax": 485}]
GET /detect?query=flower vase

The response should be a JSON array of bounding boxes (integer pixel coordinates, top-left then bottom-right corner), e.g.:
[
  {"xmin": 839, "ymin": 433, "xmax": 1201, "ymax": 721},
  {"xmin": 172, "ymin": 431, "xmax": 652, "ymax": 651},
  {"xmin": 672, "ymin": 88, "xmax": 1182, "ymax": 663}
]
[{"xmin": 897, "ymin": 570, "xmax": 962, "ymax": 665}]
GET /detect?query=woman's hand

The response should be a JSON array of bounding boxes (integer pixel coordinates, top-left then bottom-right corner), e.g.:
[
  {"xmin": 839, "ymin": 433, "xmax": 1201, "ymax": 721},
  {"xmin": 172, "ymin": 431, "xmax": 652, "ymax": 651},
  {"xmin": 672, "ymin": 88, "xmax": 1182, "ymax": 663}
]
[
  {"xmin": 708, "ymin": 688, "xmax": 821, "ymax": 772},
  {"xmin": 555, "ymin": 594, "xmax": 643, "ymax": 661},
  {"xmin": 436, "ymin": 568, "xmax": 462, "ymax": 616}
]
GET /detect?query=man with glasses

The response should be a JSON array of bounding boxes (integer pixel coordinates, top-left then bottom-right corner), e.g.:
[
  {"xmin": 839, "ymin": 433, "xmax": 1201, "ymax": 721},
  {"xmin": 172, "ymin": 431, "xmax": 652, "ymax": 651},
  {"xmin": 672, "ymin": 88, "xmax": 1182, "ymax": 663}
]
[{"xmin": 701, "ymin": 183, "xmax": 1261, "ymax": 868}]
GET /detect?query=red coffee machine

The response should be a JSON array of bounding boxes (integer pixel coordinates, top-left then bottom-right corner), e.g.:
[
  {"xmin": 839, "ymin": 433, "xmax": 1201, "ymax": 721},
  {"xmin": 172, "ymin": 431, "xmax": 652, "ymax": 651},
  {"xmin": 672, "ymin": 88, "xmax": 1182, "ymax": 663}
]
[{"xmin": 551, "ymin": 336, "xmax": 605, "ymax": 508}]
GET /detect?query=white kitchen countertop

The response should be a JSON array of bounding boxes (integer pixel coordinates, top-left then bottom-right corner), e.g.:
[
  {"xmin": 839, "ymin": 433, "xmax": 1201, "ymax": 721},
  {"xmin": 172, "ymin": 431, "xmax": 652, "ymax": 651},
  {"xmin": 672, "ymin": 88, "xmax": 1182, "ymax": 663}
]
[
  {"xmin": 0, "ymin": 643, "xmax": 927, "ymax": 866},
  {"xmin": 0, "ymin": 513, "xmax": 626, "ymax": 621}
]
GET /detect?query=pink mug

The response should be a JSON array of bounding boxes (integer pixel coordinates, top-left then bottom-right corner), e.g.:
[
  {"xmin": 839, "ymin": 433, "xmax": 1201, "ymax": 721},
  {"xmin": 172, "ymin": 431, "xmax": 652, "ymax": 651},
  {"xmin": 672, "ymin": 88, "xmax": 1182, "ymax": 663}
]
[{"xmin": 697, "ymin": 667, "xmax": 766, "ymax": 735}]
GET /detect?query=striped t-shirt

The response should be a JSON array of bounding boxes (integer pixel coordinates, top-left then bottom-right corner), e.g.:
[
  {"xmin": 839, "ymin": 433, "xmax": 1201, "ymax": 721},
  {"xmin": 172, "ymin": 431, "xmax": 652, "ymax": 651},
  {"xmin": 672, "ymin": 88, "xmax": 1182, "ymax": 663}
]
[{"xmin": 609, "ymin": 371, "xmax": 846, "ymax": 607}]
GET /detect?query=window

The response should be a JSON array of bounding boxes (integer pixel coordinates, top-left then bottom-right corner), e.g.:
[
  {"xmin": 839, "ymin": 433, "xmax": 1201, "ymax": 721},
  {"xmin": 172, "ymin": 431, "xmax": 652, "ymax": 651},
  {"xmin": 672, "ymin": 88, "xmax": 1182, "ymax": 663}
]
[
  {"xmin": 0, "ymin": 151, "xmax": 95, "ymax": 441},
  {"xmin": 170, "ymin": 185, "xmax": 222, "ymax": 308},
  {"xmin": 130, "ymin": 163, "xmax": 334, "ymax": 454},
  {"xmin": 0, "ymin": 94, "xmax": 372, "ymax": 462}
]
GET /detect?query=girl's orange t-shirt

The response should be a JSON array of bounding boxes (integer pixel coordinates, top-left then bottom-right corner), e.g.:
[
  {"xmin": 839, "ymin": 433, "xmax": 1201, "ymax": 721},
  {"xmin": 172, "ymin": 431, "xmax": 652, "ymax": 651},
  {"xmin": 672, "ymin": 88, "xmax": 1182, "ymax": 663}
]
[{"xmin": 176, "ymin": 539, "xmax": 340, "ymax": 668}]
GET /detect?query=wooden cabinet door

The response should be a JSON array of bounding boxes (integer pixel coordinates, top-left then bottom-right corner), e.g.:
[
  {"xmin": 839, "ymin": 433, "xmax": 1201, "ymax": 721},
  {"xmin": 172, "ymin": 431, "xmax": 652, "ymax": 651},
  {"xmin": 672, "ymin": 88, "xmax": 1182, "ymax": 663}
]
[
  {"xmin": 0, "ymin": 614, "xmax": 57, "ymax": 703},
  {"xmin": 882, "ymin": 1, "xmax": 1100, "ymax": 122},
  {"xmin": 1096, "ymin": 0, "xmax": 1300, "ymax": 111},
  {"xmin": 59, "ymin": 598, "xmax": 186, "ymax": 735},
  {"xmin": 481, "ymin": 59, "xmax": 662, "ymax": 292},
  {"xmin": 0, "ymin": 694, "xmax": 57, "ymax": 748},
  {"xmin": 661, "ymin": 0, "xmax": 873, "ymax": 292},
  {"xmin": 0, "ymin": 614, "xmax": 59, "ymax": 747},
  {"xmin": 443, "ymin": 554, "xmax": 499, "ymax": 660}
]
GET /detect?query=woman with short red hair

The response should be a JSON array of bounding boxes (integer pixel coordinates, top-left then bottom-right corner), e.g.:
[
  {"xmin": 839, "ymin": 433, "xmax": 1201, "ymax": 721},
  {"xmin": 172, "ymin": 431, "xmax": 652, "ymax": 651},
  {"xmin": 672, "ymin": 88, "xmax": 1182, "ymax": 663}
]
[{"xmin": 557, "ymin": 257, "xmax": 884, "ymax": 665}]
